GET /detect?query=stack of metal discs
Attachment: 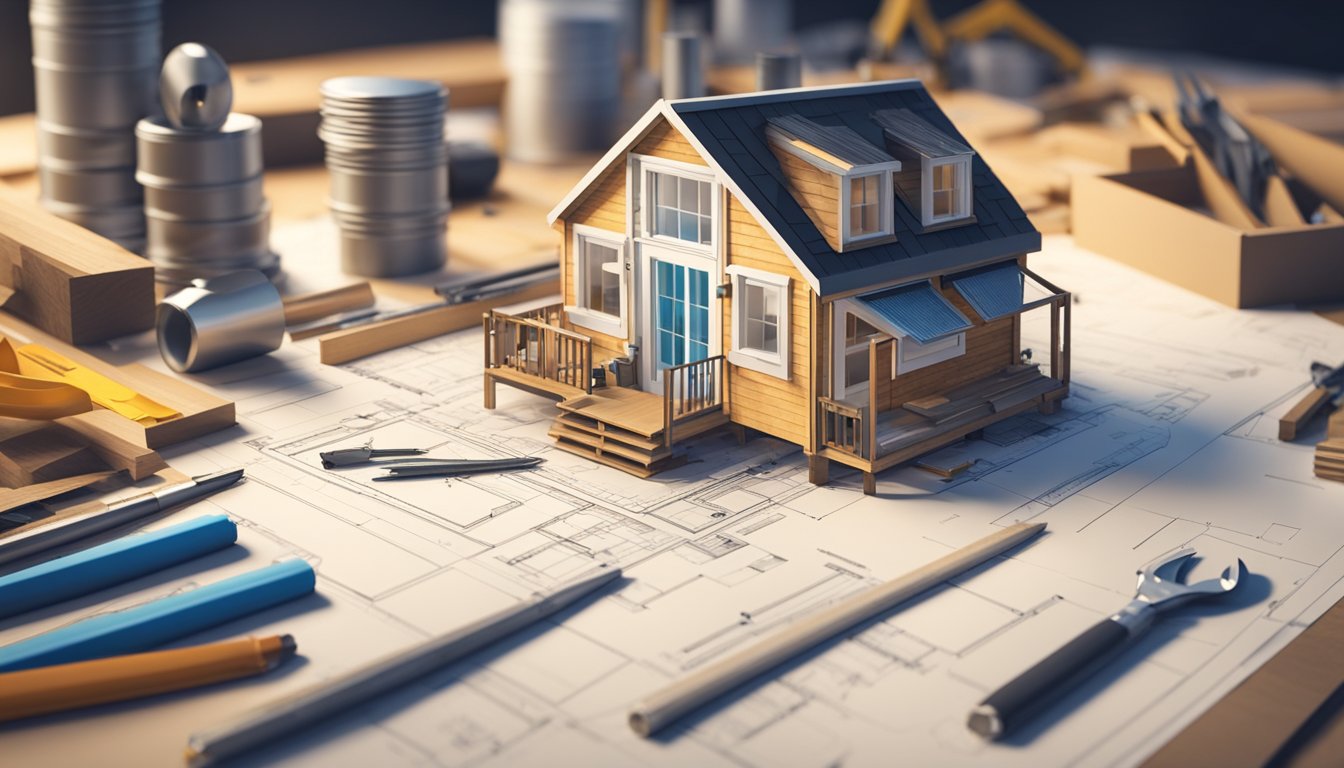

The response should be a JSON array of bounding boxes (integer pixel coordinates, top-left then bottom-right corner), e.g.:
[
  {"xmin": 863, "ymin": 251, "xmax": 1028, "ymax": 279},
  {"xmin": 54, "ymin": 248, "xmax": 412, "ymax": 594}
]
[
  {"xmin": 136, "ymin": 43, "xmax": 278, "ymax": 286},
  {"xmin": 499, "ymin": 0, "xmax": 622, "ymax": 163},
  {"xmin": 29, "ymin": 0, "xmax": 161, "ymax": 249},
  {"xmin": 137, "ymin": 115, "xmax": 277, "ymax": 285},
  {"xmin": 319, "ymin": 77, "xmax": 448, "ymax": 277}
]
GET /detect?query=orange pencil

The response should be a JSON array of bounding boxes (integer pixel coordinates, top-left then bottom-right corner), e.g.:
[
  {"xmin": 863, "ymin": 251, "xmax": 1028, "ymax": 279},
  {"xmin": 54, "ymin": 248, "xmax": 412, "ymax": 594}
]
[{"xmin": 0, "ymin": 634, "xmax": 296, "ymax": 722}]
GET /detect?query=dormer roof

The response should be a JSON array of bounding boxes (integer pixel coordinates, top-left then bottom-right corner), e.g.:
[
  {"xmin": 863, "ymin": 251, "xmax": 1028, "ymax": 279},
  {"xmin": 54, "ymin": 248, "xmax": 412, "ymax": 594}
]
[
  {"xmin": 765, "ymin": 115, "xmax": 898, "ymax": 171},
  {"xmin": 871, "ymin": 108, "xmax": 973, "ymax": 158}
]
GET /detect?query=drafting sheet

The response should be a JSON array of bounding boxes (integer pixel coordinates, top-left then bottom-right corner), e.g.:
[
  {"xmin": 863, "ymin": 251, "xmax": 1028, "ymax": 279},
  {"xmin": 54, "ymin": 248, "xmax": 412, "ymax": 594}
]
[{"xmin": 4, "ymin": 233, "xmax": 1344, "ymax": 768}]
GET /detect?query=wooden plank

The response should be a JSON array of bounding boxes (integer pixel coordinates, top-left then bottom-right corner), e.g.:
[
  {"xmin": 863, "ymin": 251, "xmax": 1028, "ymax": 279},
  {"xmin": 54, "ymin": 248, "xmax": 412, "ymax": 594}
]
[
  {"xmin": 0, "ymin": 471, "xmax": 116, "ymax": 516},
  {"xmin": 0, "ymin": 313, "xmax": 234, "ymax": 451},
  {"xmin": 1142, "ymin": 597, "xmax": 1344, "ymax": 768},
  {"xmin": 1281, "ymin": 387, "xmax": 1332, "ymax": 441},
  {"xmin": 282, "ymin": 283, "xmax": 375, "ymax": 326},
  {"xmin": 0, "ymin": 187, "xmax": 154, "ymax": 344},
  {"xmin": 318, "ymin": 280, "xmax": 560, "ymax": 365}
]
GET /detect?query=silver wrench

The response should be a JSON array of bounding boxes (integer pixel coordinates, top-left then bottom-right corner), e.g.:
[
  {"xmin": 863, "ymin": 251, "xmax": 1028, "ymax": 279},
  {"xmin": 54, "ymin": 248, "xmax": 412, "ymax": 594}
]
[{"xmin": 968, "ymin": 547, "xmax": 1245, "ymax": 740}]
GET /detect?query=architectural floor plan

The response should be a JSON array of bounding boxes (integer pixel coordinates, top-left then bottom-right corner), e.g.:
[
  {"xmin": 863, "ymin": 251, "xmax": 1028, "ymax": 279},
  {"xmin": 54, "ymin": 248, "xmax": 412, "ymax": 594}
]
[{"xmin": 4, "ymin": 234, "xmax": 1344, "ymax": 767}]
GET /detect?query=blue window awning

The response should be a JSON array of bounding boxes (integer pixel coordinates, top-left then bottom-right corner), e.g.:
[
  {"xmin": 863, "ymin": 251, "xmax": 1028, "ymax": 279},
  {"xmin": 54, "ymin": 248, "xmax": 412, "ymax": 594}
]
[
  {"xmin": 853, "ymin": 281, "xmax": 971, "ymax": 344},
  {"xmin": 950, "ymin": 262, "xmax": 1059, "ymax": 322}
]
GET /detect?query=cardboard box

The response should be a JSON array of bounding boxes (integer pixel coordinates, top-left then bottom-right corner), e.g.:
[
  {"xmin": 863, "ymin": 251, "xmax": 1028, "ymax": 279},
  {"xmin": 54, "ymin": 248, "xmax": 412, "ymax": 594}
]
[{"xmin": 1072, "ymin": 164, "xmax": 1344, "ymax": 308}]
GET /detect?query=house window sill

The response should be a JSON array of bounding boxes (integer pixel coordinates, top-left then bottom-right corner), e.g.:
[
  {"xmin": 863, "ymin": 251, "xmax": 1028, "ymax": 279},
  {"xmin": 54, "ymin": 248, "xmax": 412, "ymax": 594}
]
[
  {"xmin": 564, "ymin": 306, "xmax": 625, "ymax": 338},
  {"xmin": 729, "ymin": 349, "xmax": 789, "ymax": 381}
]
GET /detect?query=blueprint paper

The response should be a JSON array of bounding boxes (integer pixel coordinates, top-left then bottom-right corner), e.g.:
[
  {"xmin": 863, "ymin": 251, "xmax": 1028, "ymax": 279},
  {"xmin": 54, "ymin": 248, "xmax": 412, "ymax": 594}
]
[{"xmin": 3, "ymin": 232, "xmax": 1343, "ymax": 767}]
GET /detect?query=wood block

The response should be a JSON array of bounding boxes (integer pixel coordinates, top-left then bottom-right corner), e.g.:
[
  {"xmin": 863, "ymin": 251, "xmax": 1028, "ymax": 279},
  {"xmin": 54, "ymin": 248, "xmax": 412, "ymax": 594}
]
[
  {"xmin": 318, "ymin": 279, "xmax": 560, "ymax": 365},
  {"xmin": 0, "ymin": 425, "xmax": 103, "ymax": 487},
  {"xmin": 0, "ymin": 188, "xmax": 155, "ymax": 344},
  {"xmin": 0, "ymin": 313, "xmax": 235, "ymax": 450},
  {"xmin": 0, "ymin": 416, "xmax": 166, "ymax": 482},
  {"xmin": 1280, "ymin": 386, "xmax": 1332, "ymax": 440},
  {"xmin": 0, "ymin": 471, "xmax": 116, "ymax": 516}
]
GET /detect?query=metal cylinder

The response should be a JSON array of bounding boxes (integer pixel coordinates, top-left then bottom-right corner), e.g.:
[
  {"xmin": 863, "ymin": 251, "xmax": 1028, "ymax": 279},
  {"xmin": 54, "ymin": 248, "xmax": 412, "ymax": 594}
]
[
  {"xmin": 156, "ymin": 270, "xmax": 286, "ymax": 373},
  {"xmin": 713, "ymin": 0, "xmax": 791, "ymax": 64},
  {"xmin": 29, "ymin": 0, "xmax": 160, "ymax": 249},
  {"xmin": 756, "ymin": 51, "xmax": 801, "ymax": 91},
  {"xmin": 661, "ymin": 32, "xmax": 704, "ymax": 100},
  {"xmin": 319, "ymin": 76, "xmax": 448, "ymax": 277}
]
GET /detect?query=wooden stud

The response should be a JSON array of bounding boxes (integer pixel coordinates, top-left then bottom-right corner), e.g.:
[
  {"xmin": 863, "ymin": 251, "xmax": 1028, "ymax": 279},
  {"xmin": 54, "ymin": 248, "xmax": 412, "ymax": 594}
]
[
  {"xmin": 281, "ymin": 282, "xmax": 375, "ymax": 326},
  {"xmin": 807, "ymin": 453, "xmax": 829, "ymax": 485},
  {"xmin": 318, "ymin": 278, "xmax": 559, "ymax": 366},
  {"xmin": 863, "ymin": 471, "xmax": 877, "ymax": 496},
  {"xmin": 1281, "ymin": 387, "xmax": 1332, "ymax": 441},
  {"xmin": 0, "ymin": 188, "xmax": 154, "ymax": 344}
]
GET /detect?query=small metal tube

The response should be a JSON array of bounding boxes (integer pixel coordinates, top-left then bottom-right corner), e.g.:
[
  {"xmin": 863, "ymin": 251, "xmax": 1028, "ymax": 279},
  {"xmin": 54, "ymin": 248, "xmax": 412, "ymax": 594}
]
[
  {"xmin": 661, "ymin": 32, "xmax": 704, "ymax": 101},
  {"xmin": 156, "ymin": 270, "xmax": 286, "ymax": 373},
  {"xmin": 756, "ymin": 51, "xmax": 801, "ymax": 91}
]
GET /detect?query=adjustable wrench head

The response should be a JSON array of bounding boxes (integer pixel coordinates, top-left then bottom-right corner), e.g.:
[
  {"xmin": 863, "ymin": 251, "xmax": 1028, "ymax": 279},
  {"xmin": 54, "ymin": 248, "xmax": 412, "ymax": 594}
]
[{"xmin": 1134, "ymin": 547, "xmax": 1244, "ymax": 611}]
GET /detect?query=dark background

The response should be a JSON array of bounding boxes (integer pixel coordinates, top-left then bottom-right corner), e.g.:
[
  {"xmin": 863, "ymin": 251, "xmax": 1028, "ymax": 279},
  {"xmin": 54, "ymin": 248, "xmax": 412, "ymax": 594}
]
[{"xmin": 2, "ymin": 0, "xmax": 1340, "ymax": 116}]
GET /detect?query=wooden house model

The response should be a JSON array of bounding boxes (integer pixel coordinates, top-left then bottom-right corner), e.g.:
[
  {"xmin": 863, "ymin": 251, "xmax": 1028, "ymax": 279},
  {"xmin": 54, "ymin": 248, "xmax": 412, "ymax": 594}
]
[{"xmin": 483, "ymin": 80, "xmax": 1071, "ymax": 494}]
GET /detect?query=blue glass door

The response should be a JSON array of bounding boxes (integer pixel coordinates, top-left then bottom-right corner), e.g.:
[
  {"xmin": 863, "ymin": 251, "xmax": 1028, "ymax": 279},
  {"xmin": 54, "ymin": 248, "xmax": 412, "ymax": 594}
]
[{"xmin": 654, "ymin": 259, "xmax": 710, "ymax": 370}]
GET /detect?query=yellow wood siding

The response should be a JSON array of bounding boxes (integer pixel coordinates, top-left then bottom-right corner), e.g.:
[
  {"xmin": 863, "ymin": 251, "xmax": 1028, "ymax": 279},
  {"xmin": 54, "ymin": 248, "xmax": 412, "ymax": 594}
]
[
  {"xmin": 561, "ymin": 117, "xmax": 711, "ymax": 366},
  {"xmin": 870, "ymin": 284, "xmax": 1016, "ymax": 412},
  {"xmin": 768, "ymin": 145, "xmax": 843, "ymax": 251},
  {"xmin": 724, "ymin": 195, "xmax": 813, "ymax": 449}
]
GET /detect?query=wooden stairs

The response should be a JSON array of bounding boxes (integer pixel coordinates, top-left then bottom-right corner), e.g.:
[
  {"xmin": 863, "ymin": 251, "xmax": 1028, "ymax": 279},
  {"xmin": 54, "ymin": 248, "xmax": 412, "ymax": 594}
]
[{"xmin": 547, "ymin": 387, "xmax": 730, "ymax": 477}]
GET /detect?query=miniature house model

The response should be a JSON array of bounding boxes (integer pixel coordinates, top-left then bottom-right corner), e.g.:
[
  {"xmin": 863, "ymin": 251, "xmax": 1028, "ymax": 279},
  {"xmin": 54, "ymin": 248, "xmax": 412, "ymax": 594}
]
[{"xmin": 483, "ymin": 80, "xmax": 1071, "ymax": 494}]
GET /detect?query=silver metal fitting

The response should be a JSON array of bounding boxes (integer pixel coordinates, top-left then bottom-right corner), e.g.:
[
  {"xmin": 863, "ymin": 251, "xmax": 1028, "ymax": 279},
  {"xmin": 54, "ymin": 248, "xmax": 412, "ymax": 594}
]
[{"xmin": 156, "ymin": 270, "xmax": 285, "ymax": 373}]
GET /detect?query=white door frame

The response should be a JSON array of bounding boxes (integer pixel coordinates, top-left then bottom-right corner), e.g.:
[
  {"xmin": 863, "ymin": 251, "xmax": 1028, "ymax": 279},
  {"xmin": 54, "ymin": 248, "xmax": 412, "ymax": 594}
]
[{"xmin": 637, "ymin": 241, "xmax": 720, "ymax": 395}]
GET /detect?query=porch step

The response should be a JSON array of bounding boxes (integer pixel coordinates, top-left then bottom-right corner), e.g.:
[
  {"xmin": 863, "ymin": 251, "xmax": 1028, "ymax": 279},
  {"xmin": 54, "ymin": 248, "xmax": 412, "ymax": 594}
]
[
  {"xmin": 553, "ymin": 411, "xmax": 667, "ymax": 451},
  {"xmin": 548, "ymin": 420, "xmax": 675, "ymax": 465},
  {"xmin": 551, "ymin": 433, "xmax": 688, "ymax": 478}
]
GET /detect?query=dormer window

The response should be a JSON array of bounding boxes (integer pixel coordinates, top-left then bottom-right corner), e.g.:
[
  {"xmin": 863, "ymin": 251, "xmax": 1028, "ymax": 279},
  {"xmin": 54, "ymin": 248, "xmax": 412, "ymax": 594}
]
[
  {"xmin": 872, "ymin": 108, "xmax": 976, "ymax": 230},
  {"xmin": 929, "ymin": 157, "xmax": 970, "ymax": 223},
  {"xmin": 765, "ymin": 115, "xmax": 901, "ymax": 253},
  {"xmin": 848, "ymin": 174, "xmax": 883, "ymax": 238}
]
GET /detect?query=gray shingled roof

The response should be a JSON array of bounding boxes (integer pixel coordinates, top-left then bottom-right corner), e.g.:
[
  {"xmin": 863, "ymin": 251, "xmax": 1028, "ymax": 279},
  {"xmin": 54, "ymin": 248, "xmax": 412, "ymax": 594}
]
[
  {"xmin": 765, "ymin": 114, "xmax": 896, "ymax": 167},
  {"xmin": 670, "ymin": 81, "xmax": 1039, "ymax": 296}
]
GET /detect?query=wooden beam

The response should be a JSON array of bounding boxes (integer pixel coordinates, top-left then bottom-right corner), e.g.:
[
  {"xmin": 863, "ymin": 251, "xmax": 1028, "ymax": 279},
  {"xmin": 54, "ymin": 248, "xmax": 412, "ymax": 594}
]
[{"xmin": 0, "ymin": 188, "xmax": 154, "ymax": 344}]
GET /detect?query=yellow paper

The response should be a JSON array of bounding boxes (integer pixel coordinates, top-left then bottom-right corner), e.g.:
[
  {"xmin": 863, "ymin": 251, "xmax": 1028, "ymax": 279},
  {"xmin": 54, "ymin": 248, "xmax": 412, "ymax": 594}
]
[
  {"xmin": 12, "ymin": 343, "xmax": 180, "ymax": 425},
  {"xmin": 0, "ymin": 338, "xmax": 92, "ymax": 420}
]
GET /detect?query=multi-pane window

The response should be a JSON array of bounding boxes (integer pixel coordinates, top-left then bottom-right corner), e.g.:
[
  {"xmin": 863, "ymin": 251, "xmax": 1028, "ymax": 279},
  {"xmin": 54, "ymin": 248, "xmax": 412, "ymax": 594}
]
[
  {"xmin": 652, "ymin": 171, "xmax": 712, "ymax": 245},
  {"xmin": 844, "ymin": 314, "xmax": 883, "ymax": 390},
  {"xmin": 583, "ymin": 240, "xmax": 621, "ymax": 317},
  {"xmin": 932, "ymin": 162, "xmax": 959, "ymax": 219},
  {"xmin": 655, "ymin": 260, "xmax": 710, "ymax": 369},
  {"xmin": 849, "ymin": 174, "xmax": 882, "ymax": 237},
  {"xmin": 741, "ymin": 280, "xmax": 781, "ymax": 354}
]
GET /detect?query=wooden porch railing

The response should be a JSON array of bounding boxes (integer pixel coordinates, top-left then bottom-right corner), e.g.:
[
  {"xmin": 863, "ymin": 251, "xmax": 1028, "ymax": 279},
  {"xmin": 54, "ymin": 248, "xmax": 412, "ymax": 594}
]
[
  {"xmin": 818, "ymin": 396, "xmax": 868, "ymax": 460},
  {"xmin": 663, "ymin": 355, "xmax": 726, "ymax": 447},
  {"xmin": 484, "ymin": 304, "xmax": 593, "ymax": 394}
]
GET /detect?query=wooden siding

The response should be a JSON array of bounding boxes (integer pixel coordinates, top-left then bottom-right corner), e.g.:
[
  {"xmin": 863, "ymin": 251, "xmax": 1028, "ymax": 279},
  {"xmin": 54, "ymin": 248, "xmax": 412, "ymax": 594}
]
[
  {"xmin": 561, "ymin": 116, "xmax": 710, "ymax": 367},
  {"xmin": 870, "ymin": 284, "xmax": 1016, "ymax": 413},
  {"xmin": 724, "ymin": 195, "xmax": 813, "ymax": 449},
  {"xmin": 768, "ymin": 144, "xmax": 843, "ymax": 251}
]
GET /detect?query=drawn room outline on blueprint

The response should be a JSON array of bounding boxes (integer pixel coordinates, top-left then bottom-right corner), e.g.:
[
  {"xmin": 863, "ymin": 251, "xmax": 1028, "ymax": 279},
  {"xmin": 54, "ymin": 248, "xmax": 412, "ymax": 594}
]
[{"xmin": 3, "ymin": 234, "xmax": 1343, "ymax": 768}]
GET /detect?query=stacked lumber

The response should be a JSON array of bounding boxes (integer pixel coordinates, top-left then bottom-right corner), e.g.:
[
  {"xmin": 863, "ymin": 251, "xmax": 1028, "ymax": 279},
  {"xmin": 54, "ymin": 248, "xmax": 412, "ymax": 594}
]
[
  {"xmin": 903, "ymin": 364, "xmax": 1052, "ymax": 425},
  {"xmin": 1314, "ymin": 408, "xmax": 1344, "ymax": 483}
]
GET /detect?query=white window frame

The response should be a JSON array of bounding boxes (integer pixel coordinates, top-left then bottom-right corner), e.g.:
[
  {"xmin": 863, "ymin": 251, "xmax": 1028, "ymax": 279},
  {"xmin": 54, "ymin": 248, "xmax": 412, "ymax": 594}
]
[
  {"xmin": 839, "ymin": 169, "xmax": 896, "ymax": 247},
  {"xmin": 922, "ymin": 155, "xmax": 973, "ymax": 226},
  {"xmin": 726, "ymin": 264, "xmax": 790, "ymax": 380},
  {"xmin": 894, "ymin": 332, "xmax": 965, "ymax": 375},
  {"xmin": 636, "ymin": 154, "xmax": 718, "ymax": 255},
  {"xmin": 565, "ymin": 224, "xmax": 628, "ymax": 337}
]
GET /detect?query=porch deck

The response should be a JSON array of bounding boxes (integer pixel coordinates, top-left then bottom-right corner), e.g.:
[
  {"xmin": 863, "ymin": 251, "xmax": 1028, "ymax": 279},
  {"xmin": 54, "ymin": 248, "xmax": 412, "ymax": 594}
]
[
  {"xmin": 817, "ymin": 364, "xmax": 1067, "ymax": 493},
  {"xmin": 876, "ymin": 364, "xmax": 1061, "ymax": 457}
]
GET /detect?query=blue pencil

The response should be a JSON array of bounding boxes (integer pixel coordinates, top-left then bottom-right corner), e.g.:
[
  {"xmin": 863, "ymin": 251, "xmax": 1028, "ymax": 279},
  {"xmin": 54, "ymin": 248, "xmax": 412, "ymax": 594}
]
[
  {"xmin": 0, "ymin": 515, "xmax": 239, "ymax": 622},
  {"xmin": 0, "ymin": 558, "xmax": 315, "ymax": 673}
]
